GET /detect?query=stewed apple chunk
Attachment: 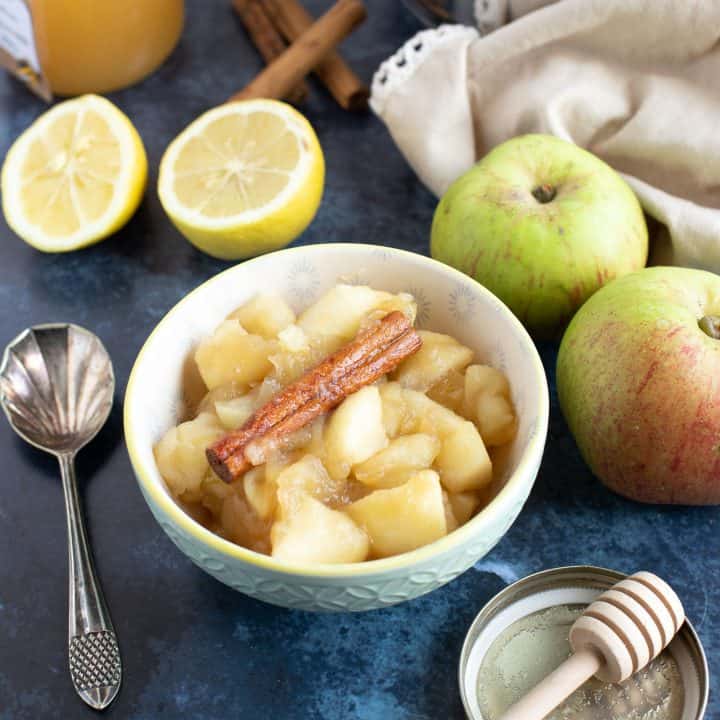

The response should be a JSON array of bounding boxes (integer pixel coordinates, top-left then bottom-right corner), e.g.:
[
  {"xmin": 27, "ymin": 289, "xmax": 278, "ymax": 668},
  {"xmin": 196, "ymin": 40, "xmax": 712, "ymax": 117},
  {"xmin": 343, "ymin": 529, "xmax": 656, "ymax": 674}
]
[
  {"xmin": 297, "ymin": 284, "xmax": 403, "ymax": 342},
  {"xmin": 227, "ymin": 294, "xmax": 295, "ymax": 338},
  {"xmin": 393, "ymin": 331, "xmax": 473, "ymax": 391},
  {"xmin": 215, "ymin": 394, "xmax": 258, "ymax": 430},
  {"xmin": 272, "ymin": 495, "xmax": 369, "ymax": 564},
  {"xmin": 379, "ymin": 382, "xmax": 462, "ymax": 438},
  {"xmin": 195, "ymin": 380, "xmax": 247, "ymax": 416},
  {"xmin": 264, "ymin": 451, "xmax": 302, "ymax": 486},
  {"xmin": 360, "ymin": 292, "xmax": 417, "ymax": 329},
  {"xmin": 275, "ymin": 454, "xmax": 346, "ymax": 517},
  {"xmin": 243, "ymin": 467, "xmax": 277, "ymax": 520},
  {"xmin": 448, "ymin": 490, "xmax": 484, "ymax": 526},
  {"xmin": 212, "ymin": 378, "xmax": 284, "ymax": 430},
  {"xmin": 268, "ymin": 335, "xmax": 334, "ymax": 385},
  {"xmin": 195, "ymin": 319, "xmax": 276, "ymax": 389},
  {"xmin": 378, "ymin": 381, "xmax": 408, "ymax": 437},
  {"xmin": 378, "ymin": 384, "xmax": 492, "ymax": 493},
  {"xmin": 323, "ymin": 386, "xmax": 388, "ymax": 479},
  {"xmin": 303, "ymin": 417, "xmax": 327, "ymax": 464},
  {"xmin": 400, "ymin": 385, "xmax": 467, "ymax": 436},
  {"xmin": 277, "ymin": 324, "xmax": 309, "ymax": 353},
  {"xmin": 346, "ymin": 470, "xmax": 447, "ymax": 558},
  {"xmin": 380, "ymin": 383, "xmax": 467, "ymax": 438},
  {"xmin": 353, "ymin": 433, "xmax": 440, "ymax": 489},
  {"xmin": 442, "ymin": 491, "xmax": 459, "ymax": 532},
  {"xmin": 427, "ymin": 369, "xmax": 466, "ymax": 414},
  {"xmin": 199, "ymin": 470, "xmax": 235, "ymax": 516},
  {"xmin": 220, "ymin": 491, "xmax": 272, "ymax": 554},
  {"xmin": 154, "ymin": 412, "xmax": 224, "ymax": 496},
  {"xmin": 436, "ymin": 421, "xmax": 492, "ymax": 493},
  {"xmin": 465, "ymin": 364, "xmax": 518, "ymax": 446}
]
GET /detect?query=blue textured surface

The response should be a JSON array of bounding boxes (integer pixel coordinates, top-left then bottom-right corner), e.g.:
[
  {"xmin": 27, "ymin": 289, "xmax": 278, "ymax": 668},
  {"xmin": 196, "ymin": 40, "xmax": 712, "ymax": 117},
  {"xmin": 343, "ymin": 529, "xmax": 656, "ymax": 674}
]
[{"xmin": 0, "ymin": 2, "xmax": 717, "ymax": 718}]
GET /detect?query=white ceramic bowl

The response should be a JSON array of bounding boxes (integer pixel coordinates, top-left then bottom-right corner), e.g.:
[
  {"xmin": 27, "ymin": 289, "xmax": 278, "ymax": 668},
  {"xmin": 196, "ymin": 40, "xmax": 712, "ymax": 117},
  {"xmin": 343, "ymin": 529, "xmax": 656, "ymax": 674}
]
[{"xmin": 124, "ymin": 244, "xmax": 549, "ymax": 611}]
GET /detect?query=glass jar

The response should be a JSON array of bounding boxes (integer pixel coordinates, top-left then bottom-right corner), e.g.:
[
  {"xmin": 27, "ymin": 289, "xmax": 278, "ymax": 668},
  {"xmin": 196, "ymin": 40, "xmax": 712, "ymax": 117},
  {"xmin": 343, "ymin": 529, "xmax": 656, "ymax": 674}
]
[{"xmin": 27, "ymin": 0, "xmax": 184, "ymax": 96}]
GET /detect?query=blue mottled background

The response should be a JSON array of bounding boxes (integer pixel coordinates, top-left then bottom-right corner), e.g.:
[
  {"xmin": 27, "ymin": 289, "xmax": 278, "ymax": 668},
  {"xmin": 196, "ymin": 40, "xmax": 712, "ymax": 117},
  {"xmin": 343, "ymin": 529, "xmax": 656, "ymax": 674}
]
[{"xmin": 0, "ymin": 1, "xmax": 717, "ymax": 718}]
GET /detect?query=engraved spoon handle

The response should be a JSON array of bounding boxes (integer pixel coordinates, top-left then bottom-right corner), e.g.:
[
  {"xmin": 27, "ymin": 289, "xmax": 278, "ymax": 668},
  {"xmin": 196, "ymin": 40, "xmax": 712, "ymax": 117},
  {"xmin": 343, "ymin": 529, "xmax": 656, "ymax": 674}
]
[{"xmin": 59, "ymin": 453, "xmax": 121, "ymax": 710}]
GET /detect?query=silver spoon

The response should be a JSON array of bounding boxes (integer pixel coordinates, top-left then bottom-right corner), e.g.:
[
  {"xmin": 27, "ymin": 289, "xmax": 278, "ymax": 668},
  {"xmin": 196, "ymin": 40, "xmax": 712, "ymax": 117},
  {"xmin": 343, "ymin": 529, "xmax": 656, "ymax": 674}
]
[{"xmin": 0, "ymin": 323, "xmax": 121, "ymax": 710}]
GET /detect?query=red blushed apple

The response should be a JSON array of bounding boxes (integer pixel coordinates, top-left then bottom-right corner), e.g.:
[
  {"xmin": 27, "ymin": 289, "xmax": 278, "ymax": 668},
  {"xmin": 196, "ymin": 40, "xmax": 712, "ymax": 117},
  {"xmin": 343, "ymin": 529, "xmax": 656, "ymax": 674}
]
[{"xmin": 557, "ymin": 266, "xmax": 720, "ymax": 504}]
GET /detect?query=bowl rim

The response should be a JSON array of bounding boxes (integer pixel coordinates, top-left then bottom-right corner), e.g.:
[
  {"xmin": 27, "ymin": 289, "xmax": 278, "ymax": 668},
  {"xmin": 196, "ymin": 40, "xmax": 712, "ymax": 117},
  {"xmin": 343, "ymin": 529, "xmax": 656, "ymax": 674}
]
[{"xmin": 124, "ymin": 243, "xmax": 549, "ymax": 578}]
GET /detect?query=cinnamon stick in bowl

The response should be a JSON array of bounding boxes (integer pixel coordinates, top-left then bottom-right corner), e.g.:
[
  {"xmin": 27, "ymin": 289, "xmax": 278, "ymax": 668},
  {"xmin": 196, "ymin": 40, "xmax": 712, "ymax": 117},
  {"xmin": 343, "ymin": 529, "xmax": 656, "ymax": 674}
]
[{"xmin": 206, "ymin": 311, "xmax": 421, "ymax": 482}]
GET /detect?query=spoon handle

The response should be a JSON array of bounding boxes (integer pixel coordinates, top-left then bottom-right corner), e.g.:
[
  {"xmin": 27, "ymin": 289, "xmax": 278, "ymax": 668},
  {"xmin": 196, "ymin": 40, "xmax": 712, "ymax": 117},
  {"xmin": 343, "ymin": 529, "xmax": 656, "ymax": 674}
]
[{"xmin": 59, "ymin": 453, "xmax": 122, "ymax": 710}]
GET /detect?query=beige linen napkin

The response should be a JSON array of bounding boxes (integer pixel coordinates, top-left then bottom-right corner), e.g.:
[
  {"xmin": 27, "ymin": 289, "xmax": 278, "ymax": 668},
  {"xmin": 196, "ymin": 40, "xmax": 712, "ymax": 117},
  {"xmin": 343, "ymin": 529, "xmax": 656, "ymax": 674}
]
[{"xmin": 371, "ymin": 0, "xmax": 720, "ymax": 271}]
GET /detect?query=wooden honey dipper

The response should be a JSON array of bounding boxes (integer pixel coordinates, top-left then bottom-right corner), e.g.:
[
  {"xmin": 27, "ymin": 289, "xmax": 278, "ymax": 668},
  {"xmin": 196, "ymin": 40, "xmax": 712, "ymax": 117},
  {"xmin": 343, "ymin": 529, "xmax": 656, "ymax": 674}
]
[{"xmin": 498, "ymin": 571, "xmax": 685, "ymax": 720}]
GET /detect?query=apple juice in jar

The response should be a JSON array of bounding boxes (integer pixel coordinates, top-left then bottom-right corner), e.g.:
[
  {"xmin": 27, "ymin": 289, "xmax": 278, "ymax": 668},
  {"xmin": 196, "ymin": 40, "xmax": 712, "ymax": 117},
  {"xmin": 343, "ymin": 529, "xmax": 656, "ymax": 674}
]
[{"xmin": 0, "ymin": 0, "xmax": 184, "ymax": 97}]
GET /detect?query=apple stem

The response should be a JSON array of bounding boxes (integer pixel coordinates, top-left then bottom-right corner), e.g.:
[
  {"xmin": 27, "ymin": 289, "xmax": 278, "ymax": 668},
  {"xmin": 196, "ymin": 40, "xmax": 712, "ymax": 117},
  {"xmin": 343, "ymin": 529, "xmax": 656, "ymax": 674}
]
[
  {"xmin": 532, "ymin": 184, "xmax": 556, "ymax": 203},
  {"xmin": 699, "ymin": 315, "xmax": 720, "ymax": 339}
]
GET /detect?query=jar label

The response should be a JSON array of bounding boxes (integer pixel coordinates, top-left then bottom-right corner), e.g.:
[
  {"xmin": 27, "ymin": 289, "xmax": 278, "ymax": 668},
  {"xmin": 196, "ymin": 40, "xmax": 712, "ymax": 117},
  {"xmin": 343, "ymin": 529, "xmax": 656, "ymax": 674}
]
[{"xmin": 0, "ymin": 0, "xmax": 51, "ymax": 100}]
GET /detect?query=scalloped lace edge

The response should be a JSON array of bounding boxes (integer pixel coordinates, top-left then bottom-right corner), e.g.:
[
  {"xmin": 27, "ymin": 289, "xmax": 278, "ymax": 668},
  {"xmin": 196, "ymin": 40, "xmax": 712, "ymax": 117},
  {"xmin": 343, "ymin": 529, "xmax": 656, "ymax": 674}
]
[{"xmin": 370, "ymin": 24, "xmax": 479, "ymax": 116}]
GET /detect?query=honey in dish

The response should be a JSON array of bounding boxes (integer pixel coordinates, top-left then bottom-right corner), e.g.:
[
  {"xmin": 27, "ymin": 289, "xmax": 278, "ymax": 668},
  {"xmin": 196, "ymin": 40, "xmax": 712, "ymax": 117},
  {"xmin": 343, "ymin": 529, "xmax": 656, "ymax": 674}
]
[{"xmin": 477, "ymin": 604, "xmax": 684, "ymax": 720}]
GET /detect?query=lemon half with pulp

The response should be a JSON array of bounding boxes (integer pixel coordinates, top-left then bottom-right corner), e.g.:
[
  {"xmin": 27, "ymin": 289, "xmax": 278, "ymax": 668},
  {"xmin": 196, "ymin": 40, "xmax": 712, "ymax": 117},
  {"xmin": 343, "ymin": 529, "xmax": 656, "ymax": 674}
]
[
  {"xmin": 158, "ymin": 99, "xmax": 324, "ymax": 260},
  {"xmin": 1, "ymin": 94, "xmax": 147, "ymax": 252}
]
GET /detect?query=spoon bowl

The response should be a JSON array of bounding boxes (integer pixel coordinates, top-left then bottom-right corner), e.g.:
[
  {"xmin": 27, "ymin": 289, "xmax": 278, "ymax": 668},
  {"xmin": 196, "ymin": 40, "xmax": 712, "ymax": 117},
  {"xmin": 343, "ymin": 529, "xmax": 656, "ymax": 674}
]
[
  {"xmin": 0, "ymin": 324, "xmax": 114, "ymax": 455},
  {"xmin": 0, "ymin": 323, "xmax": 121, "ymax": 710}
]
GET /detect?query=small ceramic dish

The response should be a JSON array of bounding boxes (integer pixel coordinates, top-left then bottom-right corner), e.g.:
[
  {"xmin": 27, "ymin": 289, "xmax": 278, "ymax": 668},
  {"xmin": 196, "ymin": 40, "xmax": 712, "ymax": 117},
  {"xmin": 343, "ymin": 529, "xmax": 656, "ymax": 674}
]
[{"xmin": 124, "ymin": 244, "xmax": 549, "ymax": 611}]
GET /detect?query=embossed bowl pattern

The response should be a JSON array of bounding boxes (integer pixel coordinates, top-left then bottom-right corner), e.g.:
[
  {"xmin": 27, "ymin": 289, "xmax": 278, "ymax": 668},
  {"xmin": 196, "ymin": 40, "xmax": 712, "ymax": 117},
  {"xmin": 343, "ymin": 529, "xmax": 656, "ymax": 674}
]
[{"xmin": 125, "ymin": 244, "xmax": 549, "ymax": 611}]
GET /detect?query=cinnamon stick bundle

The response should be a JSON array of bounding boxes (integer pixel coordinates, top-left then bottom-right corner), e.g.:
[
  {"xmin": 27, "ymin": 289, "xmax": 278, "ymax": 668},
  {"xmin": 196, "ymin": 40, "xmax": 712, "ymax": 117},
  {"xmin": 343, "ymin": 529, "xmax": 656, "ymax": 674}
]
[
  {"xmin": 262, "ymin": 0, "xmax": 369, "ymax": 111},
  {"xmin": 231, "ymin": 0, "xmax": 367, "ymax": 104},
  {"xmin": 232, "ymin": 0, "xmax": 309, "ymax": 105}
]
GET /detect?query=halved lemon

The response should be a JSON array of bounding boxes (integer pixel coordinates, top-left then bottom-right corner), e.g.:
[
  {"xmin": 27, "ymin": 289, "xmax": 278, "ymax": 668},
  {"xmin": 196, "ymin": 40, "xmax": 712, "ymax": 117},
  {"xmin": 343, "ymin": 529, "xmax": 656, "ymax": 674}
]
[
  {"xmin": 1, "ymin": 94, "xmax": 147, "ymax": 252},
  {"xmin": 158, "ymin": 99, "xmax": 324, "ymax": 260}
]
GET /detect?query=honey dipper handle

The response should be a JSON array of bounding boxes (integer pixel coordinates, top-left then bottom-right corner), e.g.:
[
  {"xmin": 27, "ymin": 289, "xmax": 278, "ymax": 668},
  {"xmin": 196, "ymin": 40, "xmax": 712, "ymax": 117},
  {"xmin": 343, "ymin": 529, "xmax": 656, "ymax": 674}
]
[{"xmin": 498, "ymin": 648, "xmax": 602, "ymax": 720}]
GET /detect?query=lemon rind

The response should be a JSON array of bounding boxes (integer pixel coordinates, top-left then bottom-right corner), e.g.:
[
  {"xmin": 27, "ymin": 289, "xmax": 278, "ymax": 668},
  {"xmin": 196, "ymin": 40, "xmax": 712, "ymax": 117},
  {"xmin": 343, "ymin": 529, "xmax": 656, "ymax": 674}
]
[
  {"xmin": 157, "ymin": 99, "xmax": 317, "ymax": 231},
  {"xmin": 1, "ymin": 94, "xmax": 146, "ymax": 252}
]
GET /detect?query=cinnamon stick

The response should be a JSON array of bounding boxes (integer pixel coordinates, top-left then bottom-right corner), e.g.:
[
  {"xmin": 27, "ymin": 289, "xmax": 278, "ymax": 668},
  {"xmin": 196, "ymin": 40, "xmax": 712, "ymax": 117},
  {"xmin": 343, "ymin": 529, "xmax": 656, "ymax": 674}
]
[
  {"xmin": 232, "ymin": 0, "xmax": 309, "ymax": 105},
  {"xmin": 207, "ymin": 310, "xmax": 412, "ymax": 475},
  {"xmin": 262, "ymin": 0, "xmax": 369, "ymax": 111},
  {"xmin": 230, "ymin": 0, "xmax": 367, "ymax": 103},
  {"xmin": 206, "ymin": 312, "xmax": 422, "ymax": 482},
  {"xmin": 241, "ymin": 329, "xmax": 422, "ymax": 471}
]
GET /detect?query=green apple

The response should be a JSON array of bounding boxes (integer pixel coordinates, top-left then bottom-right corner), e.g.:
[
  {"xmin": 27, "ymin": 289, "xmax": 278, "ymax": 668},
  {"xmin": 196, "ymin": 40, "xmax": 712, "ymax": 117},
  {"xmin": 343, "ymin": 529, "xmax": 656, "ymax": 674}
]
[
  {"xmin": 430, "ymin": 134, "xmax": 648, "ymax": 337},
  {"xmin": 557, "ymin": 266, "xmax": 720, "ymax": 505}
]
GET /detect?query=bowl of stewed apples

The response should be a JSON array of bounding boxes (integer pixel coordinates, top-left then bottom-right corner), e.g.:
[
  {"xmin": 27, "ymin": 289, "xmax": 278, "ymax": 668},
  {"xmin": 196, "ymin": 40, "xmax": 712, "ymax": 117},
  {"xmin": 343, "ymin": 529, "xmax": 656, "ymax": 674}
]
[{"xmin": 124, "ymin": 244, "xmax": 549, "ymax": 611}]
